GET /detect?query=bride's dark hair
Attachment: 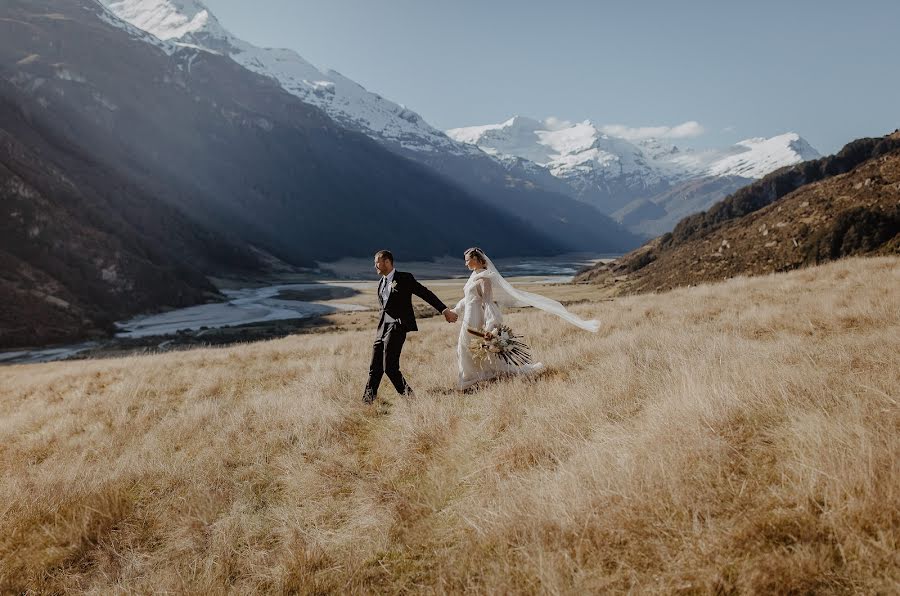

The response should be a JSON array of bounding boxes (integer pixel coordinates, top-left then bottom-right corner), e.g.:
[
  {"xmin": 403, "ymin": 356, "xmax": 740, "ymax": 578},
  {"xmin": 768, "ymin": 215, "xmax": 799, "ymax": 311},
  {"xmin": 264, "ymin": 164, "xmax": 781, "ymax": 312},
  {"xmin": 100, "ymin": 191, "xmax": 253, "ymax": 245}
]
[{"xmin": 464, "ymin": 247, "xmax": 487, "ymax": 266}]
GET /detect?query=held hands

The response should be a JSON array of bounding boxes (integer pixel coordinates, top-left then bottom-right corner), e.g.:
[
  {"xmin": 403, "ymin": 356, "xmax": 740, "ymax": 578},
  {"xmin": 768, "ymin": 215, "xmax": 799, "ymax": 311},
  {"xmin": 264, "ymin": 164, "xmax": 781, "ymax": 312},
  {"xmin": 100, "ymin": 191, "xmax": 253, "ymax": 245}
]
[{"xmin": 442, "ymin": 308, "xmax": 458, "ymax": 323}]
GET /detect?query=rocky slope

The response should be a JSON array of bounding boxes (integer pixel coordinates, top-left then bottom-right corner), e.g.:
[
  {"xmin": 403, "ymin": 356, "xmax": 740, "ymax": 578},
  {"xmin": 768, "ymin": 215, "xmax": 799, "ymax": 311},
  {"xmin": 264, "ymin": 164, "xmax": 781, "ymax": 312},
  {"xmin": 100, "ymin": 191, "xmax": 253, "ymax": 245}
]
[
  {"xmin": 575, "ymin": 132, "xmax": 900, "ymax": 292},
  {"xmin": 0, "ymin": 88, "xmax": 260, "ymax": 348}
]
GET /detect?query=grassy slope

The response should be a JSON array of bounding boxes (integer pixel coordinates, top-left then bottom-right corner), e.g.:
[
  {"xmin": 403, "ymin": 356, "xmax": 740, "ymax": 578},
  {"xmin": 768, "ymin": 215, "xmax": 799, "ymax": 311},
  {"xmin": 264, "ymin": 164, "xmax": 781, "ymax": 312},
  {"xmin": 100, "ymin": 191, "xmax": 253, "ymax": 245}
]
[
  {"xmin": 1, "ymin": 257, "xmax": 898, "ymax": 594},
  {"xmin": 575, "ymin": 135, "xmax": 900, "ymax": 293}
]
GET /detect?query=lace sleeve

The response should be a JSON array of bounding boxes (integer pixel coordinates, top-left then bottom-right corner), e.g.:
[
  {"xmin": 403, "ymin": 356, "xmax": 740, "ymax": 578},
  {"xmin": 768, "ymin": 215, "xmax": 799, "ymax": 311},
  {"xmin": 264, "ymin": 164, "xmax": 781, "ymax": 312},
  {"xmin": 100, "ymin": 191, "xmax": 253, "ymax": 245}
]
[
  {"xmin": 452, "ymin": 296, "xmax": 465, "ymax": 317},
  {"xmin": 480, "ymin": 278, "xmax": 503, "ymax": 331}
]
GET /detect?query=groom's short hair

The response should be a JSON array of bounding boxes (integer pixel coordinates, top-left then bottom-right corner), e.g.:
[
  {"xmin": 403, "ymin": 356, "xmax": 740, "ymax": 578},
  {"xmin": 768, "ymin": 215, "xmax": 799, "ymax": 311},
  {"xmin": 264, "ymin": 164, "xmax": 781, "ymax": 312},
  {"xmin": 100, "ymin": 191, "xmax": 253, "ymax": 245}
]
[{"xmin": 374, "ymin": 250, "xmax": 394, "ymax": 263}]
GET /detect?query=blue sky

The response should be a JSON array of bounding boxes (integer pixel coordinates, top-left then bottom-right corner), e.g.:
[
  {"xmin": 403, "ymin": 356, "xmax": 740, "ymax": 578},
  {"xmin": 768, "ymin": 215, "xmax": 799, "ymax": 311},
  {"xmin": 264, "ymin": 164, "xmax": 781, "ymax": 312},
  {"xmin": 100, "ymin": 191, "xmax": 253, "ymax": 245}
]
[{"xmin": 204, "ymin": 0, "xmax": 898, "ymax": 154}]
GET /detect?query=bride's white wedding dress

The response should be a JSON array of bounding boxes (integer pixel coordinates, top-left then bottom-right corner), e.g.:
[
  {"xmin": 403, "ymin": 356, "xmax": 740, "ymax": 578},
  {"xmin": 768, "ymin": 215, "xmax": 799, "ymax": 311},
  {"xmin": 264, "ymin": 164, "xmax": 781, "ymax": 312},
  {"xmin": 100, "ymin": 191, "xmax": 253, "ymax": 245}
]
[
  {"xmin": 453, "ymin": 271, "xmax": 544, "ymax": 389},
  {"xmin": 451, "ymin": 254, "xmax": 601, "ymax": 390}
]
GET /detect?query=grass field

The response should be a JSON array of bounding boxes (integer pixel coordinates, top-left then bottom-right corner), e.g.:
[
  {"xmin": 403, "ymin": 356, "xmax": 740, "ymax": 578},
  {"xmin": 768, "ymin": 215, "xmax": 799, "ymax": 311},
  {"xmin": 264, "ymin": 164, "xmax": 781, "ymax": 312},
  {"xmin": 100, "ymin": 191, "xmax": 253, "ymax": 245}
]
[{"xmin": 1, "ymin": 257, "xmax": 898, "ymax": 594}]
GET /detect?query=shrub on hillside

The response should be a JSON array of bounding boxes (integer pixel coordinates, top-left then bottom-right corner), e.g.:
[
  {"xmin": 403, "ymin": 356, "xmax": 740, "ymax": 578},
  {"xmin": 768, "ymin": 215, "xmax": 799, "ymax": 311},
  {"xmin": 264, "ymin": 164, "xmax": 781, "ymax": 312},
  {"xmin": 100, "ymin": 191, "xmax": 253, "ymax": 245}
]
[{"xmin": 804, "ymin": 206, "xmax": 900, "ymax": 264}]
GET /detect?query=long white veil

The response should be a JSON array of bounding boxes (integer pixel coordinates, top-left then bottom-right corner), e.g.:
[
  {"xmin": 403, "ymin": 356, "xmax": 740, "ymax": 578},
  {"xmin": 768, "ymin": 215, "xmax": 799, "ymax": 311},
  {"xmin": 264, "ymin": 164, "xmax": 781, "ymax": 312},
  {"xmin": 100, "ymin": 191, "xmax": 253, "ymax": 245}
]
[{"xmin": 471, "ymin": 252, "xmax": 600, "ymax": 333}]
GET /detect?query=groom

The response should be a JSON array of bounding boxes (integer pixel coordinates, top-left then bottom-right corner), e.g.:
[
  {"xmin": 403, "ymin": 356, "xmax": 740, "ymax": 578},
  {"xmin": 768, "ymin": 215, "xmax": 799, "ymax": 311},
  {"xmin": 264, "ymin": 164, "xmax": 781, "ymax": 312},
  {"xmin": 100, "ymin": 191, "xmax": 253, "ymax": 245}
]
[{"xmin": 363, "ymin": 250, "xmax": 458, "ymax": 403}]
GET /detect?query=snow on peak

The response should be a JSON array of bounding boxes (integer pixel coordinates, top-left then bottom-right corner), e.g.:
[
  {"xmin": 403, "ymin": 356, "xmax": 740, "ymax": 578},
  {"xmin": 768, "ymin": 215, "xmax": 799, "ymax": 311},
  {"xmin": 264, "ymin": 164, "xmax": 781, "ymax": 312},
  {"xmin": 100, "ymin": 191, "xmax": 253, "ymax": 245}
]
[
  {"xmin": 673, "ymin": 132, "xmax": 821, "ymax": 179},
  {"xmin": 707, "ymin": 132, "xmax": 820, "ymax": 178},
  {"xmin": 92, "ymin": 0, "xmax": 182, "ymax": 55},
  {"xmin": 449, "ymin": 117, "xmax": 606, "ymax": 163},
  {"xmin": 102, "ymin": 0, "xmax": 227, "ymax": 41},
  {"xmin": 536, "ymin": 120, "xmax": 602, "ymax": 158},
  {"xmin": 99, "ymin": 0, "xmax": 478, "ymax": 156},
  {"xmin": 450, "ymin": 117, "xmax": 820, "ymax": 183},
  {"xmin": 637, "ymin": 137, "xmax": 681, "ymax": 160},
  {"xmin": 448, "ymin": 116, "xmax": 558, "ymax": 162},
  {"xmin": 448, "ymin": 117, "xmax": 666, "ymax": 180}
]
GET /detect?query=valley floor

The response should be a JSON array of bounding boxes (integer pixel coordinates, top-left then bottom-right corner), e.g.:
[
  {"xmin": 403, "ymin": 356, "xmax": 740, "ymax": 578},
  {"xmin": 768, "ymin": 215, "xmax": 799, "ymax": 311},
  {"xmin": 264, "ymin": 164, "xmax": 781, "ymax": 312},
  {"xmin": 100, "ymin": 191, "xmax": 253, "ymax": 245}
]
[{"xmin": 1, "ymin": 257, "xmax": 898, "ymax": 594}]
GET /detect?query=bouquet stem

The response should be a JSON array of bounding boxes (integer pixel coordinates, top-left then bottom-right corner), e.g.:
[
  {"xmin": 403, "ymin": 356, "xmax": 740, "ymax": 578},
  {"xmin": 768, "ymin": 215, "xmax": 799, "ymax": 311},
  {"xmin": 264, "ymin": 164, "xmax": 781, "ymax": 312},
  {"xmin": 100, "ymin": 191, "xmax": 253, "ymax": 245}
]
[{"xmin": 467, "ymin": 325, "xmax": 533, "ymax": 366}]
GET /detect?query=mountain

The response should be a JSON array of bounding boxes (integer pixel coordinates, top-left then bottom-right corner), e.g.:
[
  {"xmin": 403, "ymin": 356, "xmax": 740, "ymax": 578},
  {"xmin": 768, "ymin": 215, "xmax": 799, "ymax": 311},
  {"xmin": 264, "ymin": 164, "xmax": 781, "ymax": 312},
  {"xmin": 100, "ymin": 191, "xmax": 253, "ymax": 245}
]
[
  {"xmin": 103, "ymin": 0, "xmax": 472, "ymax": 157},
  {"xmin": 447, "ymin": 117, "xmax": 821, "ymax": 235},
  {"xmin": 672, "ymin": 133, "xmax": 821, "ymax": 179},
  {"xmin": 448, "ymin": 116, "xmax": 676, "ymax": 212},
  {"xmin": 3, "ymin": 0, "xmax": 591, "ymax": 262},
  {"xmin": 1, "ymin": 0, "xmax": 590, "ymax": 348},
  {"xmin": 99, "ymin": 0, "xmax": 640, "ymax": 253},
  {"xmin": 0, "ymin": 87, "xmax": 263, "ymax": 348},
  {"xmin": 613, "ymin": 176, "xmax": 752, "ymax": 238},
  {"xmin": 574, "ymin": 132, "xmax": 900, "ymax": 292}
]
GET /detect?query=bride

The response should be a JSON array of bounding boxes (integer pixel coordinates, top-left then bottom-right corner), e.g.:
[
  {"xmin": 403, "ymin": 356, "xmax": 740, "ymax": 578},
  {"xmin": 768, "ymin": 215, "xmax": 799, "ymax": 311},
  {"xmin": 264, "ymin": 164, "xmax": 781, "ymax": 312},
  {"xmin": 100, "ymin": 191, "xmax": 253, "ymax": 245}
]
[{"xmin": 449, "ymin": 247, "xmax": 600, "ymax": 390}]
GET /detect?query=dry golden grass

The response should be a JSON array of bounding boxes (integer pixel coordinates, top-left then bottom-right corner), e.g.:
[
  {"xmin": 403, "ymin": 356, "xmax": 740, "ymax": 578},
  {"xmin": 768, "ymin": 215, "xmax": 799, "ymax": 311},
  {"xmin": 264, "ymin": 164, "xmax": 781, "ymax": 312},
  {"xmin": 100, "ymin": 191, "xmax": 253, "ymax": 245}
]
[{"xmin": 1, "ymin": 257, "xmax": 899, "ymax": 594}]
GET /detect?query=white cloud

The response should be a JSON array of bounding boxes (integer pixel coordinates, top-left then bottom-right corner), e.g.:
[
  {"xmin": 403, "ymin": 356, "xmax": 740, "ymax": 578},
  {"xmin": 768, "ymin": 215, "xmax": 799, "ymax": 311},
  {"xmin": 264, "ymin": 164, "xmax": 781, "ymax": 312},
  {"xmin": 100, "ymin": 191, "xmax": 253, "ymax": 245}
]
[
  {"xmin": 542, "ymin": 116, "xmax": 573, "ymax": 131},
  {"xmin": 599, "ymin": 120, "xmax": 705, "ymax": 141},
  {"xmin": 722, "ymin": 125, "xmax": 736, "ymax": 133}
]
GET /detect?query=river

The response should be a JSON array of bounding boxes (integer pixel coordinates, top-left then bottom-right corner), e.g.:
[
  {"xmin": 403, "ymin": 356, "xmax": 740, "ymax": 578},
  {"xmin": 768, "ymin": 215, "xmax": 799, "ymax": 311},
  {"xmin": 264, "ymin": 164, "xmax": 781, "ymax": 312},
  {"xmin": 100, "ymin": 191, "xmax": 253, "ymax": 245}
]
[{"xmin": 2, "ymin": 253, "xmax": 613, "ymax": 365}]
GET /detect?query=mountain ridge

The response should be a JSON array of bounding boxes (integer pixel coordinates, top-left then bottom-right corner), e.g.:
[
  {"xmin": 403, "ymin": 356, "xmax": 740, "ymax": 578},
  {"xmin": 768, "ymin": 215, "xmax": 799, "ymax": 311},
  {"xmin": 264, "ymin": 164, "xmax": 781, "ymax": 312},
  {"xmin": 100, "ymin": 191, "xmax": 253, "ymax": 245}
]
[
  {"xmin": 447, "ymin": 117, "xmax": 820, "ymax": 185},
  {"xmin": 0, "ymin": 82, "xmax": 260, "ymax": 348},
  {"xmin": 448, "ymin": 117, "xmax": 821, "ymax": 234},
  {"xmin": 574, "ymin": 131, "xmax": 900, "ymax": 292},
  {"xmin": 100, "ymin": 0, "xmax": 473, "ymax": 156},
  {"xmin": 97, "ymin": 0, "xmax": 641, "ymax": 253}
]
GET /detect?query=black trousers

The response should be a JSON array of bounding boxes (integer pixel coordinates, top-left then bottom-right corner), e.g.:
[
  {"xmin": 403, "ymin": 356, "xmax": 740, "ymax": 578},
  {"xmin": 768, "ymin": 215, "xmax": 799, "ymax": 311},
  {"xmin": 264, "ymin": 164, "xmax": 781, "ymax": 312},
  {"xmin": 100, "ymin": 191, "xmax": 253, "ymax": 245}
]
[{"xmin": 365, "ymin": 322, "xmax": 409, "ymax": 397}]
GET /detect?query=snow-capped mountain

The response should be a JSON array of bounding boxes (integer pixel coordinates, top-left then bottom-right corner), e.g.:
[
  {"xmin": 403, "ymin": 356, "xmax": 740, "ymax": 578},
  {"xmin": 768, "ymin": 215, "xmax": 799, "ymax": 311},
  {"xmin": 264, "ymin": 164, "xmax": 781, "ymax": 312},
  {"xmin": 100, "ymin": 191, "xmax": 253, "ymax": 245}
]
[
  {"xmin": 99, "ymin": 0, "xmax": 478, "ymax": 156},
  {"xmin": 98, "ymin": 0, "xmax": 818, "ymax": 240},
  {"xmin": 448, "ymin": 117, "xmax": 819, "ymax": 187},
  {"xmin": 103, "ymin": 0, "xmax": 224, "ymax": 41},
  {"xmin": 97, "ymin": 0, "xmax": 640, "ymax": 253},
  {"xmin": 449, "ymin": 116, "xmax": 668, "ymax": 178},
  {"xmin": 447, "ymin": 117, "xmax": 821, "ymax": 225},
  {"xmin": 448, "ymin": 117, "xmax": 685, "ymax": 213},
  {"xmin": 670, "ymin": 133, "xmax": 821, "ymax": 179}
]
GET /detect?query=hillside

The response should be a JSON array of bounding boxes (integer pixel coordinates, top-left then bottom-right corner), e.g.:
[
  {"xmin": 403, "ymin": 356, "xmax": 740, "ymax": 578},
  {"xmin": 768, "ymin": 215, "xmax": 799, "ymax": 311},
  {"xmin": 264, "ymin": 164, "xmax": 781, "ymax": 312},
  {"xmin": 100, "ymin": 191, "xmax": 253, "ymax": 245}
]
[
  {"xmin": 0, "ymin": 91, "xmax": 263, "ymax": 349},
  {"xmin": 99, "ymin": 0, "xmax": 640, "ymax": 255},
  {"xmin": 1, "ymin": 256, "xmax": 897, "ymax": 593},
  {"xmin": 4, "ymin": 0, "xmax": 572, "ymax": 263},
  {"xmin": 576, "ymin": 132, "xmax": 900, "ymax": 291},
  {"xmin": 613, "ymin": 175, "xmax": 752, "ymax": 237}
]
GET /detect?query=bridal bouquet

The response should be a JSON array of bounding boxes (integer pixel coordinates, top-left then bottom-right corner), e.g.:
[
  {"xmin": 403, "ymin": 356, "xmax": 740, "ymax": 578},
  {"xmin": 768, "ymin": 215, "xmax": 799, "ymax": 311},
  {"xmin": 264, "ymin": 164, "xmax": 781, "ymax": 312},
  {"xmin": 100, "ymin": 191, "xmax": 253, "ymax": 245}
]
[{"xmin": 467, "ymin": 325, "xmax": 533, "ymax": 366}]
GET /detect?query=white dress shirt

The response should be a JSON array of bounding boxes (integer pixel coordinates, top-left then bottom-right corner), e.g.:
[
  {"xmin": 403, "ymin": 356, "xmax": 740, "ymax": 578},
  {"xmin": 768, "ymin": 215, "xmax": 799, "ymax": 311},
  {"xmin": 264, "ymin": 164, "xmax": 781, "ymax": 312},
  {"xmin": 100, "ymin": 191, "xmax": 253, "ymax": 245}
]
[{"xmin": 380, "ymin": 269, "xmax": 397, "ymax": 324}]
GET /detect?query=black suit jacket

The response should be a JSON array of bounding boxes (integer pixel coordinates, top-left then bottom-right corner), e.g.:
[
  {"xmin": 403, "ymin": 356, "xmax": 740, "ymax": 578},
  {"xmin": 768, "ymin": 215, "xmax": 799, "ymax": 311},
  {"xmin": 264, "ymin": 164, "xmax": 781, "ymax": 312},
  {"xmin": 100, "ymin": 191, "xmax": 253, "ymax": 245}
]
[{"xmin": 378, "ymin": 271, "xmax": 447, "ymax": 332}]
